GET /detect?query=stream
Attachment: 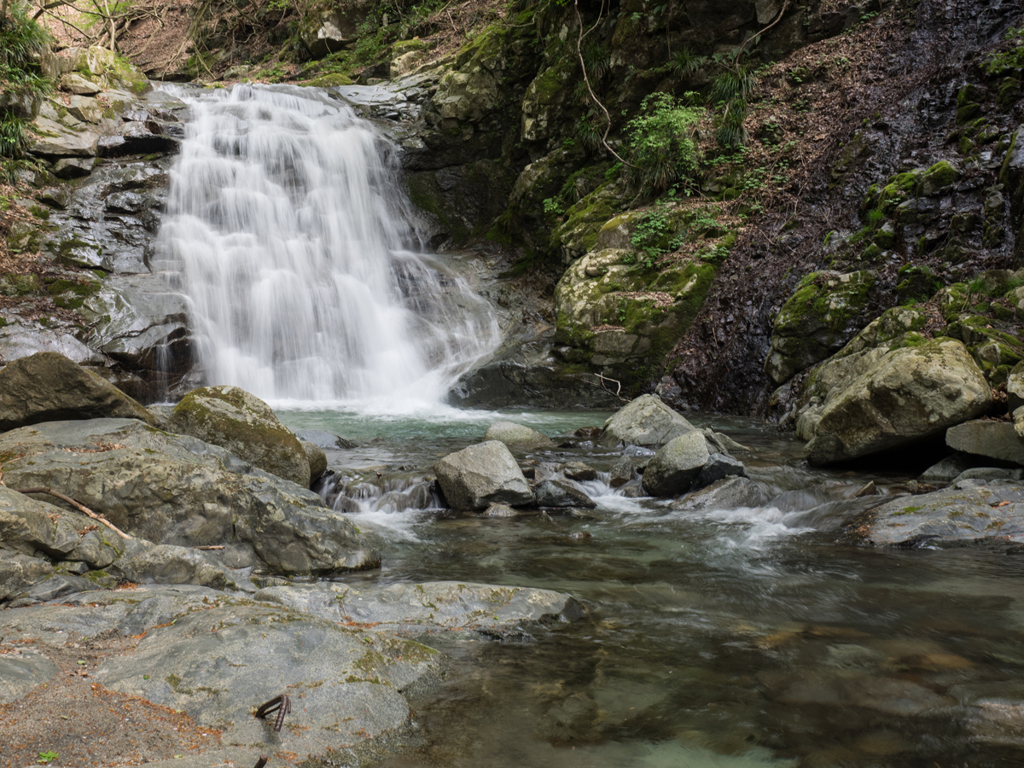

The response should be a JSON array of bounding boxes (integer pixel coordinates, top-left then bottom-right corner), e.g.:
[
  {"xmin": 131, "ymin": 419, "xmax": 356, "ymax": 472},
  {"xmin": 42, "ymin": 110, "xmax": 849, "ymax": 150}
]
[
  {"xmin": 154, "ymin": 82, "xmax": 1024, "ymax": 767},
  {"xmin": 270, "ymin": 406, "xmax": 1024, "ymax": 768}
]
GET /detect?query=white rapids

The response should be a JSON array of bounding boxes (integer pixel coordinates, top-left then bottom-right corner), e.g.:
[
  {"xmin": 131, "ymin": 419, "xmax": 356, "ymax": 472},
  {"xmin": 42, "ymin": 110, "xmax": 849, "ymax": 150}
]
[{"xmin": 154, "ymin": 83, "xmax": 499, "ymax": 404}]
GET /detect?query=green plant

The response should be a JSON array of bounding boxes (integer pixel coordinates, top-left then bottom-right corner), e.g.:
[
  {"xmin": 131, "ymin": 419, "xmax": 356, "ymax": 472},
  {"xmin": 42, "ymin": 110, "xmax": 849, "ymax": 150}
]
[
  {"xmin": 0, "ymin": 1, "xmax": 52, "ymax": 156},
  {"xmin": 631, "ymin": 209, "xmax": 673, "ymax": 262},
  {"xmin": 624, "ymin": 92, "xmax": 704, "ymax": 194},
  {"xmin": 36, "ymin": 752, "xmax": 59, "ymax": 765}
]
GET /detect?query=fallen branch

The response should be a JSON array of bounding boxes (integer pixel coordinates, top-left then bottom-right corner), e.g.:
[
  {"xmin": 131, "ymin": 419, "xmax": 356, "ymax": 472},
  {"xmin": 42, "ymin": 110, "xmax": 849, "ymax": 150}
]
[
  {"xmin": 13, "ymin": 487, "xmax": 133, "ymax": 540},
  {"xmin": 195, "ymin": 545, "xmax": 225, "ymax": 551},
  {"xmin": 594, "ymin": 373, "xmax": 627, "ymax": 401}
]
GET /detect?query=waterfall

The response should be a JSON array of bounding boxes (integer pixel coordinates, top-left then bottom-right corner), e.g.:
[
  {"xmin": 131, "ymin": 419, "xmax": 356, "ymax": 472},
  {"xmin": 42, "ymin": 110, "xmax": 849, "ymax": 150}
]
[{"xmin": 154, "ymin": 83, "xmax": 499, "ymax": 404}]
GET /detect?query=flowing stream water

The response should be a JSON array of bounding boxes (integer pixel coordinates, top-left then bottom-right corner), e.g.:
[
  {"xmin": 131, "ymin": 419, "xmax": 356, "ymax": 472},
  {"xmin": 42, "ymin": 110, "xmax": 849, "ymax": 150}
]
[{"xmin": 159, "ymin": 84, "xmax": 1024, "ymax": 767}]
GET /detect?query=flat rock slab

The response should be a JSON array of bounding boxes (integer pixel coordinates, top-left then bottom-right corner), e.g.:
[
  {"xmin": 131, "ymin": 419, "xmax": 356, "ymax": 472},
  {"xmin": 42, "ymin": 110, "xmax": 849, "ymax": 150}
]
[
  {"xmin": 947, "ymin": 420, "xmax": 1024, "ymax": 466},
  {"xmin": 857, "ymin": 485, "xmax": 1024, "ymax": 547},
  {"xmin": 254, "ymin": 581, "xmax": 588, "ymax": 634},
  {"xmin": 0, "ymin": 647, "xmax": 60, "ymax": 704}
]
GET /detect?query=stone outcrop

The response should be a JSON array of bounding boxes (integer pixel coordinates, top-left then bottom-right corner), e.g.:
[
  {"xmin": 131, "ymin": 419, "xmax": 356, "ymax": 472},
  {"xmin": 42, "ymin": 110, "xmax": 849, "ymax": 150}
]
[
  {"xmin": 434, "ymin": 441, "xmax": 534, "ymax": 510},
  {"xmin": 764, "ymin": 270, "xmax": 878, "ymax": 385},
  {"xmin": 533, "ymin": 479, "xmax": 596, "ymax": 509},
  {"xmin": 600, "ymin": 394, "xmax": 697, "ymax": 448},
  {"xmin": 0, "ymin": 351, "xmax": 155, "ymax": 431},
  {"xmin": 0, "ymin": 419, "xmax": 375, "ymax": 575},
  {"xmin": 167, "ymin": 385, "xmax": 310, "ymax": 488}
]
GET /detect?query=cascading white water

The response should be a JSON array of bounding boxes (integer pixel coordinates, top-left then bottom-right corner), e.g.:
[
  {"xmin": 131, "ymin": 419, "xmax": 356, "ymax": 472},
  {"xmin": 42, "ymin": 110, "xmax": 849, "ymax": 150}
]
[{"xmin": 154, "ymin": 83, "xmax": 499, "ymax": 404}]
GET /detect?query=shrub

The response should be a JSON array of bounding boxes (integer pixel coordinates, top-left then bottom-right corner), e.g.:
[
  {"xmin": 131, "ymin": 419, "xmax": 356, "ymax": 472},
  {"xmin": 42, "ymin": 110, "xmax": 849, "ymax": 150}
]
[
  {"xmin": 0, "ymin": 1, "xmax": 52, "ymax": 156},
  {"xmin": 625, "ymin": 92, "xmax": 704, "ymax": 195}
]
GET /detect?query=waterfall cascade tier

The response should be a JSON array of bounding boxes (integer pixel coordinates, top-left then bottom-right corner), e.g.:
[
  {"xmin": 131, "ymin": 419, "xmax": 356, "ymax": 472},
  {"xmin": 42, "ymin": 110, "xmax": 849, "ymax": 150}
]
[{"xmin": 155, "ymin": 83, "xmax": 498, "ymax": 404}]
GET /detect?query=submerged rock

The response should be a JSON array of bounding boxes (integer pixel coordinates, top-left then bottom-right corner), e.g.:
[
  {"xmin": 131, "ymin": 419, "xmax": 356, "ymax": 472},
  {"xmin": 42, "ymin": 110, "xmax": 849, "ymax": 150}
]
[
  {"xmin": 641, "ymin": 431, "xmax": 711, "ymax": 497},
  {"xmin": 693, "ymin": 452, "xmax": 748, "ymax": 490},
  {"xmin": 600, "ymin": 394, "xmax": 697, "ymax": 448},
  {"xmin": 0, "ymin": 419, "xmax": 375, "ymax": 576},
  {"xmin": 483, "ymin": 420, "xmax": 556, "ymax": 449},
  {"xmin": 167, "ymin": 385, "xmax": 310, "ymax": 487},
  {"xmin": 0, "ymin": 351, "xmax": 155, "ymax": 431},
  {"xmin": 434, "ymin": 440, "xmax": 534, "ymax": 510}
]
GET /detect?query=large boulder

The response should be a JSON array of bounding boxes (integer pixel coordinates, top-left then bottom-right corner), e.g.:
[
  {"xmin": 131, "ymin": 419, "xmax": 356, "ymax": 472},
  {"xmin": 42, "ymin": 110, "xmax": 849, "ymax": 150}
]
[
  {"xmin": 166, "ymin": 386, "xmax": 310, "ymax": 487},
  {"xmin": 0, "ymin": 351, "xmax": 155, "ymax": 432},
  {"xmin": 764, "ymin": 270, "xmax": 878, "ymax": 385},
  {"xmin": 641, "ymin": 431, "xmax": 711, "ymax": 497},
  {"xmin": 802, "ymin": 339, "xmax": 992, "ymax": 465},
  {"xmin": 483, "ymin": 421, "xmax": 556, "ymax": 449},
  {"xmin": 0, "ymin": 419, "xmax": 376, "ymax": 576},
  {"xmin": 600, "ymin": 394, "xmax": 696, "ymax": 448},
  {"xmin": 434, "ymin": 441, "xmax": 534, "ymax": 510},
  {"xmin": 946, "ymin": 421, "xmax": 1024, "ymax": 466}
]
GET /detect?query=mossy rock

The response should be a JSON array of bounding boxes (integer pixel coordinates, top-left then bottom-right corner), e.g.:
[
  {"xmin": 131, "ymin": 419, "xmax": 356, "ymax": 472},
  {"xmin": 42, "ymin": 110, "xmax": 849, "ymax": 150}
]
[
  {"xmin": 764, "ymin": 270, "xmax": 879, "ymax": 385},
  {"xmin": 551, "ymin": 181, "xmax": 623, "ymax": 263},
  {"xmin": 920, "ymin": 161, "xmax": 961, "ymax": 196},
  {"xmin": 167, "ymin": 385, "xmax": 310, "ymax": 488},
  {"xmin": 896, "ymin": 265, "xmax": 943, "ymax": 304}
]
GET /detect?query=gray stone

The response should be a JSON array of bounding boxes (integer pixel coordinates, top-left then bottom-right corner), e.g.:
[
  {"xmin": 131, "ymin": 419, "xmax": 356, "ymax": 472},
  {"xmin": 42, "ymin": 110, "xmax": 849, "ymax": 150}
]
[
  {"xmin": 60, "ymin": 72, "xmax": 102, "ymax": 95},
  {"xmin": 609, "ymin": 457, "xmax": 635, "ymax": 487},
  {"xmin": 671, "ymin": 477, "xmax": 770, "ymax": 512},
  {"xmin": 920, "ymin": 453, "xmax": 985, "ymax": 485},
  {"xmin": 641, "ymin": 431, "xmax": 711, "ymax": 497},
  {"xmin": 562, "ymin": 461, "xmax": 597, "ymax": 482},
  {"xmin": 951, "ymin": 468, "xmax": 1024, "ymax": 485},
  {"xmin": 113, "ymin": 544, "xmax": 233, "ymax": 590},
  {"xmin": 693, "ymin": 453, "xmax": 748, "ymax": 490},
  {"xmin": 482, "ymin": 503, "xmax": 518, "ymax": 517},
  {"xmin": 947, "ymin": 420, "xmax": 1024, "ymax": 466},
  {"xmin": 253, "ymin": 581, "xmax": 587, "ymax": 634},
  {"xmin": 23, "ymin": 572, "xmax": 98, "ymax": 603},
  {"xmin": 301, "ymin": 440, "xmax": 328, "ymax": 482},
  {"xmin": 28, "ymin": 117, "xmax": 100, "ymax": 157},
  {"xmin": 0, "ymin": 419, "xmax": 376, "ymax": 576},
  {"xmin": 434, "ymin": 441, "xmax": 534, "ymax": 510},
  {"xmin": 1008, "ymin": 362, "xmax": 1024, "ymax": 412},
  {"xmin": 701, "ymin": 428, "xmax": 750, "ymax": 454},
  {"xmin": 600, "ymin": 394, "xmax": 696, "ymax": 448},
  {"xmin": 859, "ymin": 485, "xmax": 1024, "ymax": 547},
  {"xmin": 534, "ymin": 479, "xmax": 596, "ymax": 509},
  {"xmin": 804, "ymin": 340, "xmax": 992, "ymax": 465},
  {"xmin": 53, "ymin": 157, "xmax": 96, "ymax": 179},
  {"xmin": 96, "ymin": 603, "xmax": 439, "ymax": 755},
  {"xmin": 167, "ymin": 385, "xmax": 310, "ymax": 487},
  {"xmin": 0, "ymin": 551, "xmax": 54, "ymax": 602},
  {"xmin": 483, "ymin": 420, "xmax": 556, "ymax": 449},
  {"xmin": 0, "ymin": 351, "xmax": 155, "ymax": 431},
  {"xmin": 0, "ymin": 647, "xmax": 60, "ymax": 704}
]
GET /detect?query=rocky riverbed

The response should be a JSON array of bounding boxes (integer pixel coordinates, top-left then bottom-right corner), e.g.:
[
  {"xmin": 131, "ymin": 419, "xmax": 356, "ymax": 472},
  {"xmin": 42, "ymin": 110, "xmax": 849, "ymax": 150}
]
[{"xmin": 4, "ymin": 352, "xmax": 1024, "ymax": 766}]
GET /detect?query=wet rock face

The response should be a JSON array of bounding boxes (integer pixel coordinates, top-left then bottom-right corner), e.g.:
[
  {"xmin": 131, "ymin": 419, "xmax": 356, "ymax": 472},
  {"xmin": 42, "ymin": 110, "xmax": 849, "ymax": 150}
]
[
  {"xmin": 0, "ymin": 351, "xmax": 155, "ymax": 431},
  {"xmin": 0, "ymin": 419, "xmax": 375, "ymax": 576},
  {"xmin": 641, "ymin": 431, "xmax": 712, "ymax": 497},
  {"xmin": 434, "ymin": 440, "xmax": 535, "ymax": 510},
  {"xmin": 167, "ymin": 385, "xmax": 311, "ymax": 488}
]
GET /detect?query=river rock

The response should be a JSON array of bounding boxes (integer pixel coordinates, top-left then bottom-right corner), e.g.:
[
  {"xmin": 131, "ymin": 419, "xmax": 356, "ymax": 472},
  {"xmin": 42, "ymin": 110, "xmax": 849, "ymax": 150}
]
[
  {"xmin": 919, "ymin": 453, "xmax": 986, "ymax": 485},
  {"xmin": 857, "ymin": 484, "xmax": 1024, "ymax": 547},
  {"xmin": 296, "ymin": 428, "xmax": 357, "ymax": 449},
  {"xmin": 600, "ymin": 394, "xmax": 697, "ymax": 448},
  {"xmin": 641, "ymin": 431, "xmax": 711, "ymax": 497},
  {"xmin": 947, "ymin": 420, "xmax": 1024, "ymax": 466},
  {"xmin": 0, "ymin": 351, "xmax": 155, "ymax": 431},
  {"xmin": 534, "ymin": 479, "xmax": 597, "ymax": 509},
  {"xmin": 693, "ymin": 453, "xmax": 748, "ymax": 490},
  {"xmin": 483, "ymin": 420, "xmax": 556, "ymax": 449},
  {"xmin": 253, "ymin": 581, "xmax": 587, "ymax": 633},
  {"xmin": 0, "ymin": 419, "xmax": 376, "ymax": 575},
  {"xmin": 0, "ymin": 551, "xmax": 54, "ymax": 602},
  {"xmin": 434, "ymin": 441, "xmax": 534, "ymax": 510},
  {"xmin": 803, "ymin": 339, "xmax": 992, "ymax": 465},
  {"xmin": 562, "ymin": 461, "xmax": 597, "ymax": 482},
  {"xmin": 609, "ymin": 457, "xmax": 636, "ymax": 487},
  {"xmin": 1008, "ymin": 363, "xmax": 1024, "ymax": 412},
  {"xmin": 301, "ymin": 439, "xmax": 328, "ymax": 482},
  {"xmin": 166, "ymin": 385, "xmax": 310, "ymax": 487},
  {"xmin": 113, "ymin": 544, "xmax": 233, "ymax": 590},
  {"xmin": 671, "ymin": 477, "xmax": 770, "ymax": 512}
]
